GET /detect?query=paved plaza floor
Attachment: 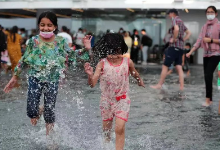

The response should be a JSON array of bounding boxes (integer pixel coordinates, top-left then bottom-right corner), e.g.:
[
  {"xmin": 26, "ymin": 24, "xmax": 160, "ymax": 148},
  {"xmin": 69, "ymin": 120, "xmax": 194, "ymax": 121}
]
[{"xmin": 1, "ymin": 64, "xmax": 220, "ymax": 150}]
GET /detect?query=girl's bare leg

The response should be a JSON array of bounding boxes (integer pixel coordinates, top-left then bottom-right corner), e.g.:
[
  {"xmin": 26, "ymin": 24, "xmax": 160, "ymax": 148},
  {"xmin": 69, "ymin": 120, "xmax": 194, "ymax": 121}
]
[
  {"xmin": 115, "ymin": 118, "xmax": 126, "ymax": 150},
  {"xmin": 103, "ymin": 120, "xmax": 113, "ymax": 142}
]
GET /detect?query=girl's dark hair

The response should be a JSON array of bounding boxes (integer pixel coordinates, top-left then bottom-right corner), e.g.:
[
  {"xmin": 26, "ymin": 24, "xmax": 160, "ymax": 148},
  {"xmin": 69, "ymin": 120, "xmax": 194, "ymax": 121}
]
[
  {"xmin": 206, "ymin": 6, "xmax": 217, "ymax": 13},
  {"xmin": 92, "ymin": 33, "xmax": 128, "ymax": 59},
  {"xmin": 10, "ymin": 26, "xmax": 18, "ymax": 43},
  {"xmin": 37, "ymin": 11, "xmax": 58, "ymax": 34}
]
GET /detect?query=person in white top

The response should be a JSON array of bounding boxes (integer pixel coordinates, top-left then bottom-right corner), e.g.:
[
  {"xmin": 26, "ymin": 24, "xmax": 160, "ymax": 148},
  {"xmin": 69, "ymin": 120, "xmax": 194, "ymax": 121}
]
[
  {"xmin": 57, "ymin": 26, "xmax": 73, "ymax": 47},
  {"xmin": 73, "ymin": 28, "xmax": 85, "ymax": 49}
]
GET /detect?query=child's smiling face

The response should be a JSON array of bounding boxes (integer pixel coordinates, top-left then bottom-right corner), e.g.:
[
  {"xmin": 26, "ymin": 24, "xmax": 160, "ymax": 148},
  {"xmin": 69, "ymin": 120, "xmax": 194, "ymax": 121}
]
[{"xmin": 39, "ymin": 17, "xmax": 57, "ymax": 32}]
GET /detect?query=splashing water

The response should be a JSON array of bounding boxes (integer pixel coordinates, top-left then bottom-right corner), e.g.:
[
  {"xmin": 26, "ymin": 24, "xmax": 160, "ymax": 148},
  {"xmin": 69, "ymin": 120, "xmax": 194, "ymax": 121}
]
[{"xmin": 1, "ymin": 64, "xmax": 220, "ymax": 150}]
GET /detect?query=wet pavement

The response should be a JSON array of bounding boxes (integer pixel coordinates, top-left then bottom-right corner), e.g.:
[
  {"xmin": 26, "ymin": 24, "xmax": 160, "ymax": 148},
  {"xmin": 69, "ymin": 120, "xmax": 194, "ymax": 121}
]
[{"xmin": 1, "ymin": 64, "xmax": 220, "ymax": 150}]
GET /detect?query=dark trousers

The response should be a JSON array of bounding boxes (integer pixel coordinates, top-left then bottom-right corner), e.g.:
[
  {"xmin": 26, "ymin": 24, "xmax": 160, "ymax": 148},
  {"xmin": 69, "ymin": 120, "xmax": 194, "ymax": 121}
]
[
  {"xmin": 131, "ymin": 47, "xmax": 139, "ymax": 64},
  {"xmin": 27, "ymin": 77, "xmax": 59, "ymax": 123},
  {"xmin": 203, "ymin": 56, "xmax": 220, "ymax": 101}
]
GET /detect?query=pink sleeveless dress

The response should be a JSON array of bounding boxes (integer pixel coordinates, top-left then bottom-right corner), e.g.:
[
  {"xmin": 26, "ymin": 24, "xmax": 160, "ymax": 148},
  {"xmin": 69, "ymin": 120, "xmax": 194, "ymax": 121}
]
[
  {"xmin": 100, "ymin": 57, "xmax": 130, "ymax": 122},
  {"xmin": 1, "ymin": 50, "xmax": 9, "ymax": 64}
]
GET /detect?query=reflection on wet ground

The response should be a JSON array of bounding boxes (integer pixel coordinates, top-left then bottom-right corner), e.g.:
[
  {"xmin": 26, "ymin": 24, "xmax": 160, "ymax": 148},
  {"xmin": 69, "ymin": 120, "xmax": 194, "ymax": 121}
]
[{"xmin": 1, "ymin": 64, "xmax": 220, "ymax": 150}]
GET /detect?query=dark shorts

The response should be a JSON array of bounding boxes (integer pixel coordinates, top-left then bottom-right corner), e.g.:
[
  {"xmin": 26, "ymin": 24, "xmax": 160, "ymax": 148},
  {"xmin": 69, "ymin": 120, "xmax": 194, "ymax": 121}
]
[
  {"xmin": 27, "ymin": 76, "xmax": 59, "ymax": 123},
  {"xmin": 164, "ymin": 47, "xmax": 183, "ymax": 67}
]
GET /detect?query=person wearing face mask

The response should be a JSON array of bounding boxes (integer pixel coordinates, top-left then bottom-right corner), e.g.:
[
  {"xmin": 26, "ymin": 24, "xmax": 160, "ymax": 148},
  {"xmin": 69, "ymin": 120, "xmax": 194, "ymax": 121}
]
[
  {"xmin": 3, "ymin": 11, "xmax": 92, "ymax": 146},
  {"xmin": 187, "ymin": 6, "xmax": 220, "ymax": 107},
  {"xmin": 151, "ymin": 8, "xmax": 191, "ymax": 92}
]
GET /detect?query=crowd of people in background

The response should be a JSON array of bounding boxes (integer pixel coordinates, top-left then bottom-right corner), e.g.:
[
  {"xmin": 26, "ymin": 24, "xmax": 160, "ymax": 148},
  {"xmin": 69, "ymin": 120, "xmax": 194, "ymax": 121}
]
[
  {"xmin": 0, "ymin": 23, "xmax": 194, "ymax": 76},
  {"xmin": 2, "ymin": 6, "xmax": 220, "ymax": 149}
]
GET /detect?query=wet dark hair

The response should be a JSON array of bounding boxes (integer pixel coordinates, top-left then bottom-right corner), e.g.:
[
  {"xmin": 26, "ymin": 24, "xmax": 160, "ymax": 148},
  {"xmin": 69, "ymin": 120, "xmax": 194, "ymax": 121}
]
[
  {"xmin": 206, "ymin": 6, "xmax": 217, "ymax": 13},
  {"xmin": 185, "ymin": 42, "xmax": 191, "ymax": 48},
  {"xmin": 37, "ymin": 11, "xmax": 58, "ymax": 34},
  {"xmin": 93, "ymin": 33, "xmax": 128, "ymax": 59},
  {"xmin": 10, "ymin": 26, "xmax": 18, "ymax": 43}
]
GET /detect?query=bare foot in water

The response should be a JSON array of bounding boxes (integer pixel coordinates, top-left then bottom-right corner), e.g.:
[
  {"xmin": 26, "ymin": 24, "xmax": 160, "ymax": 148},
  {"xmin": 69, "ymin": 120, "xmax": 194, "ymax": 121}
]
[
  {"xmin": 202, "ymin": 101, "xmax": 213, "ymax": 107},
  {"xmin": 31, "ymin": 105, "xmax": 44, "ymax": 126},
  {"xmin": 150, "ymin": 84, "xmax": 162, "ymax": 90}
]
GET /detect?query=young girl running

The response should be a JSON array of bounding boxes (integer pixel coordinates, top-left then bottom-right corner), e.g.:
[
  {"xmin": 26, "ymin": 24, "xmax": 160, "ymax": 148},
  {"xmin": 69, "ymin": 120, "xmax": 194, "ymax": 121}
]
[
  {"xmin": 3, "ymin": 11, "xmax": 91, "ymax": 137},
  {"xmin": 84, "ymin": 33, "xmax": 145, "ymax": 150}
]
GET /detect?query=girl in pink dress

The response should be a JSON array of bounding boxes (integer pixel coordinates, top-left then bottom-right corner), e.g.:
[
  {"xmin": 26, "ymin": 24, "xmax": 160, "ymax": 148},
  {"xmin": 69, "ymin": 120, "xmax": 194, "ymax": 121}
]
[
  {"xmin": 1, "ymin": 50, "xmax": 10, "ymax": 73},
  {"xmin": 84, "ymin": 33, "xmax": 145, "ymax": 150}
]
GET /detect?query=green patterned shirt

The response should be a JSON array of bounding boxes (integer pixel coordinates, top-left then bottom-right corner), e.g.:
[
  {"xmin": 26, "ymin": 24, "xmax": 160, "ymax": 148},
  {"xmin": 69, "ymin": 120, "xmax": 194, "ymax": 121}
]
[{"xmin": 14, "ymin": 35, "xmax": 88, "ymax": 82}]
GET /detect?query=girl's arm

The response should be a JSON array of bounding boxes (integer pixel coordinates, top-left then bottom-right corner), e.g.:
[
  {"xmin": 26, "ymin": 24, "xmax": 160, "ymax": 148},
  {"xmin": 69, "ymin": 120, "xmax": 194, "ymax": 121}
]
[
  {"xmin": 4, "ymin": 38, "xmax": 32, "ymax": 93},
  {"xmin": 129, "ymin": 59, "xmax": 145, "ymax": 87},
  {"xmin": 67, "ymin": 35, "xmax": 92, "ymax": 62},
  {"xmin": 84, "ymin": 61, "xmax": 103, "ymax": 88}
]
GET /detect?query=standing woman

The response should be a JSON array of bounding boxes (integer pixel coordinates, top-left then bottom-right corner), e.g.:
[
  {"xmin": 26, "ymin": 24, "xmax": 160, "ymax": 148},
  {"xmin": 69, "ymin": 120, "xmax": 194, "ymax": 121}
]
[
  {"xmin": 187, "ymin": 6, "xmax": 220, "ymax": 107},
  {"xmin": 123, "ymin": 31, "xmax": 132, "ymax": 58},
  {"xmin": 6, "ymin": 26, "xmax": 22, "ymax": 71}
]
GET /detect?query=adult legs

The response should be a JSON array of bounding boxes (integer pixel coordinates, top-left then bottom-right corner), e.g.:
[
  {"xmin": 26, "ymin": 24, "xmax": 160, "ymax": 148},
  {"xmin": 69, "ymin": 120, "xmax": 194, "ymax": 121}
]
[
  {"xmin": 151, "ymin": 47, "xmax": 175, "ymax": 89},
  {"xmin": 130, "ymin": 48, "xmax": 136, "ymax": 63},
  {"xmin": 175, "ymin": 65, "xmax": 184, "ymax": 91},
  {"xmin": 151, "ymin": 65, "xmax": 169, "ymax": 89},
  {"xmin": 203, "ymin": 56, "xmax": 220, "ymax": 106},
  {"xmin": 142, "ymin": 46, "xmax": 148, "ymax": 64}
]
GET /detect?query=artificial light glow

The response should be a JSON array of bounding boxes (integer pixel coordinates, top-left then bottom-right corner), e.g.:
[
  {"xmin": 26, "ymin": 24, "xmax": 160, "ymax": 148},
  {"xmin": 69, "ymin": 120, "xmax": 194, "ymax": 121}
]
[
  {"xmin": 126, "ymin": 8, "xmax": 135, "ymax": 12},
  {"xmin": 185, "ymin": 9, "xmax": 189, "ymax": 13},
  {"xmin": 0, "ymin": 12, "xmax": 33, "ymax": 18},
  {"xmin": 23, "ymin": 9, "xmax": 37, "ymax": 13},
  {"xmin": 72, "ymin": 8, "xmax": 84, "ymax": 13},
  {"xmin": 55, "ymin": 14, "xmax": 71, "ymax": 18}
]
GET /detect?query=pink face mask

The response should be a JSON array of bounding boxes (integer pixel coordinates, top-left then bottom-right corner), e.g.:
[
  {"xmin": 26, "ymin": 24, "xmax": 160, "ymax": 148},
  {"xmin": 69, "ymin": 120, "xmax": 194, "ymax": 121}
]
[{"xmin": 40, "ymin": 29, "xmax": 55, "ymax": 39}]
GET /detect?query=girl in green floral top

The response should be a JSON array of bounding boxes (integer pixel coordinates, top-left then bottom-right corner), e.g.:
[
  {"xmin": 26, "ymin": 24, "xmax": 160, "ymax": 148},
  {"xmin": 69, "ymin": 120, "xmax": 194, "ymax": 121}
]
[{"xmin": 3, "ymin": 12, "xmax": 91, "ymax": 138}]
